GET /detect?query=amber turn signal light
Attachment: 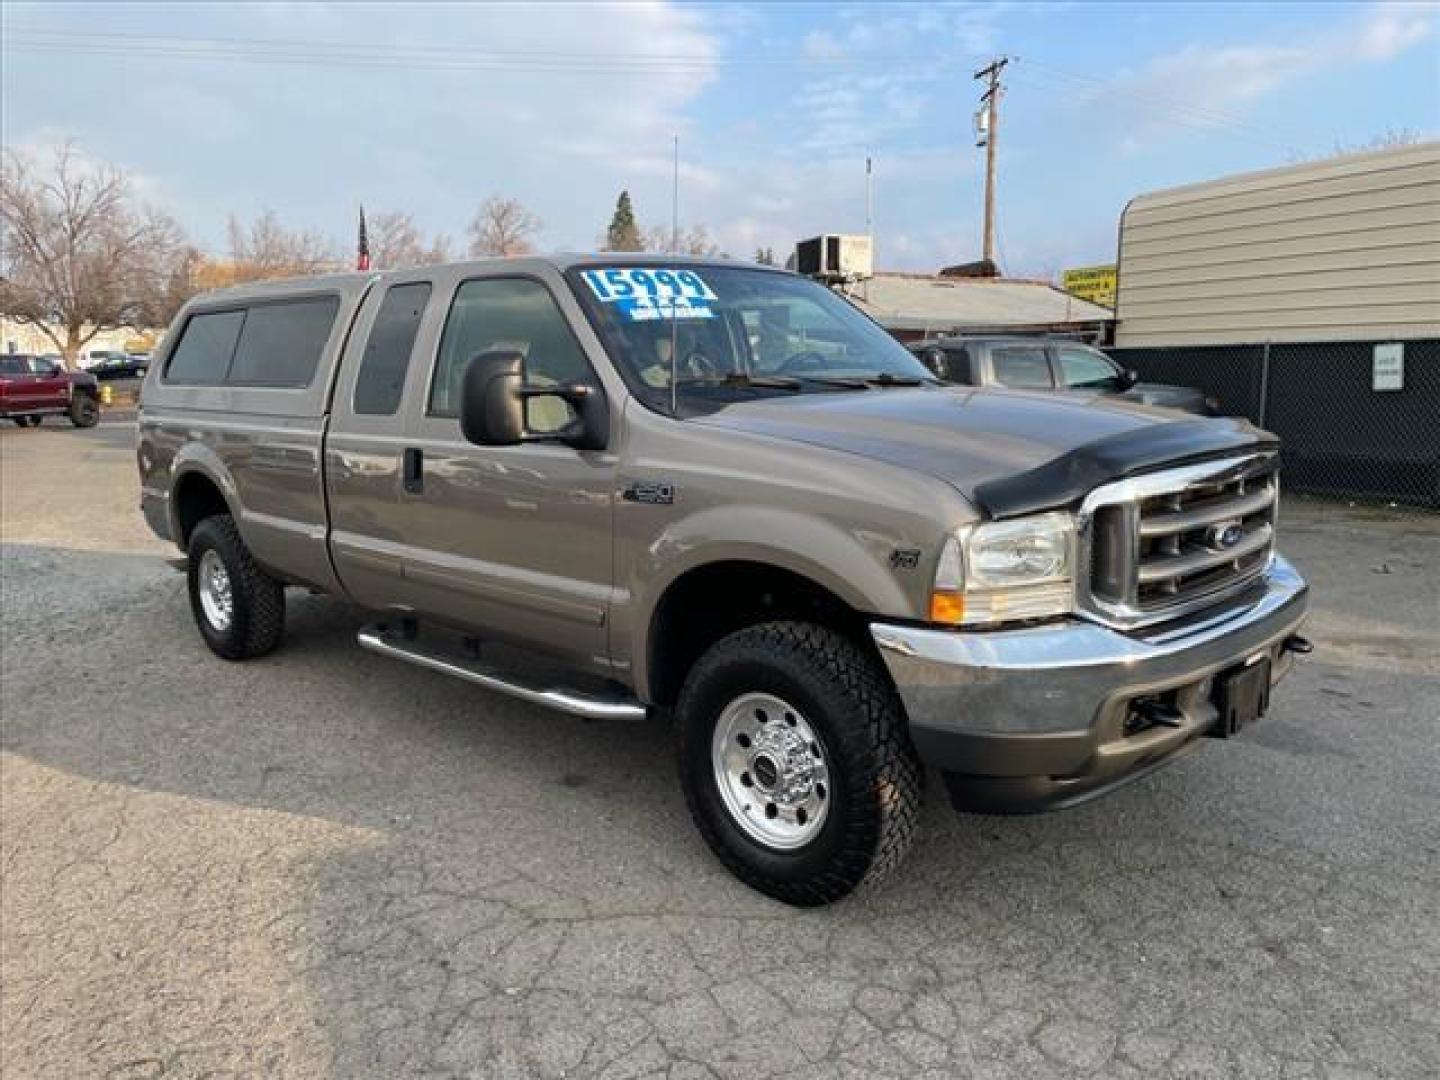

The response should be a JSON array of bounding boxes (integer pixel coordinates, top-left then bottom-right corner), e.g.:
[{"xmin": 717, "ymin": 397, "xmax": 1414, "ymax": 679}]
[{"xmin": 928, "ymin": 591, "xmax": 965, "ymax": 625}]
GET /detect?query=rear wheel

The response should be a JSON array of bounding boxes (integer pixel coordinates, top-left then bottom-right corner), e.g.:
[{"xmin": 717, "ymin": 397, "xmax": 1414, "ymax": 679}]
[
  {"xmin": 186, "ymin": 514, "xmax": 285, "ymax": 660},
  {"xmin": 68, "ymin": 395, "xmax": 99, "ymax": 428},
  {"xmin": 677, "ymin": 620, "xmax": 922, "ymax": 906}
]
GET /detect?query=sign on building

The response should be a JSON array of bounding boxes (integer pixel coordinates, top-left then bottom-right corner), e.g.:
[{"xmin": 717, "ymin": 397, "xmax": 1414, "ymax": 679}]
[
  {"xmin": 1061, "ymin": 264, "xmax": 1117, "ymax": 309},
  {"xmin": 1372, "ymin": 343, "xmax": 1404, "ymax": 391}
]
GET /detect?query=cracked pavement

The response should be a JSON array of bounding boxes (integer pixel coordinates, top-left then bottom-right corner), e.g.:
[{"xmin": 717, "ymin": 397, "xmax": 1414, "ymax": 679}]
[{"xmin": 2, "ymin": 420, "xmax": 1438, "ymax": 1079}]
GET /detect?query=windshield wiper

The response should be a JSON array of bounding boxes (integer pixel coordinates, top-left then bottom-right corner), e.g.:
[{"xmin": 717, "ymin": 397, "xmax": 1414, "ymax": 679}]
[
  {"xmin": 861, "ymin": 372, "xmax": 929, "ymax": 387},
  {"xmin": 674, "ymin": 372, "xmax": 802, "ymax": 391},
  {"xmin": 801, "ymin": 373, "xmax": 931, "ymax": 389}
]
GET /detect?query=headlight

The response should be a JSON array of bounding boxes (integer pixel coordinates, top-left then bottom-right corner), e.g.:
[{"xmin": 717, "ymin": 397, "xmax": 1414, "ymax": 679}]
[{"xmin": 929, "ymin": 511, "xmax": 1075, "ymax": 626}]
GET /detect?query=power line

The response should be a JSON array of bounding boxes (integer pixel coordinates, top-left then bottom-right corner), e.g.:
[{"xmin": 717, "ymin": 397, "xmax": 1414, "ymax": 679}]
[
  {"xmin": 1009, "ymin": 58, "xmax": 1306, "ymax": 152},
  {"xmin": 3, "ymin": 25, "xmax": 1311, "ymax": 152},
  {"xmin": 2, "ymin": 25, "xmax": 954, "ymax": 74}
]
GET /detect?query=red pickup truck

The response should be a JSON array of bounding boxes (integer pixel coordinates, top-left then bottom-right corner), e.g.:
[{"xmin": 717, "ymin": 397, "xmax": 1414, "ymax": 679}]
[{"xmin": 0, "ymin": 354, "xmax": 101, "ymax": 428}]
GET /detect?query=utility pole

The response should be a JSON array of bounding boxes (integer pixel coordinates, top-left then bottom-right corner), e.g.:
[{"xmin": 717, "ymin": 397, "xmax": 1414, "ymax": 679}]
[{"xmin": 974, "ymin": 56, "xmax": 1008, "ymax": 268}]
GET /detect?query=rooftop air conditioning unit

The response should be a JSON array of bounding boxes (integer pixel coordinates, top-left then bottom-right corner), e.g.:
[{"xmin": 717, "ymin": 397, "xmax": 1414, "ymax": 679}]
[{"xmin": 795, "ymin": 234, "xmax": 873, "ymax": 282}]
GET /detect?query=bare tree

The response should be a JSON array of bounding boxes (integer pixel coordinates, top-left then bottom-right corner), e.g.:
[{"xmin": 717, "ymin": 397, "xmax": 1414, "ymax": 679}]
[
  {"xmin": 644, "ymin": 223, "xmax": 721, "ymax": 257},
  {"xmin": 226, "ymin": 211, "xmax": 336, "ymax": 282},
  {"xmin": 468, "ymin": 196, "xmax": 541, "ymax": 257},
  {"xmin": 369, "ymin": 210, "xmax": 452, "ymax": 269},
  {"xmin": 1290, "ymin": 128, "xmax": 1424, "ymax": 162},
  {"xmin": 0, "ymin": 142, "xmax": 187, "ymax": 367},
  {"xmin": 157, "ymin": 245, "xmax": 207, "ymax": 322}
]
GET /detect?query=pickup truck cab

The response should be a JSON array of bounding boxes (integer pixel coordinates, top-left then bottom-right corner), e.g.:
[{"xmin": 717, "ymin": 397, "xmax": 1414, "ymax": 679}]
[
  {"xmin": 138, "ymin": 256, "xmax": 1309, "ymax": 905},
  {"xmin": 910, "ymin": 335, "xmax": 1217, "ymax": 414},
  {"xmin": 0, "ymin": 354, "xmax": 101, "ymax": 427}
]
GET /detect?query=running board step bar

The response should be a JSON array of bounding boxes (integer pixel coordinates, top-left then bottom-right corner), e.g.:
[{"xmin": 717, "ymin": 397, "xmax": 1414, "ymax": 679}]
[{"xmin": 357, "ymin": 624, "xmax": 647, "ymax": 721}]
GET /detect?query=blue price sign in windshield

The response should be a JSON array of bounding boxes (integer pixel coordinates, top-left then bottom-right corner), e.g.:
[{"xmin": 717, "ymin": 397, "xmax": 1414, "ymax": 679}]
[{"xmin": 582, "ymin": 268, "xmax": 717, "ymax": 304}]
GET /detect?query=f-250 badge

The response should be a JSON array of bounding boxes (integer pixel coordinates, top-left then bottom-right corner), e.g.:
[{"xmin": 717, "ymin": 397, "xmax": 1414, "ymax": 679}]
[{"xmin": 622, "ymin": 480, "xmax": 675, "ymax": 505}]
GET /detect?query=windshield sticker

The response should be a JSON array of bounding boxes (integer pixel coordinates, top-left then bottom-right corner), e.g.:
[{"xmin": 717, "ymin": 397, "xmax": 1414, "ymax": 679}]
[
  {"xmin": 617, "ymin": 295, "xmax": 714, "ymax": 322},
  {"xmin": 582, "ymin": 268, "xmax": 716, "ymax": 305}
]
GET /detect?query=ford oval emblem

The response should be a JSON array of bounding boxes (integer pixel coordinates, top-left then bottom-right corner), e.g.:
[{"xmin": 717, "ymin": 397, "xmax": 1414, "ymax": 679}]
[{"xmin": 1206, "ymin": 520, "xmax": 1245, "ymax": 551}]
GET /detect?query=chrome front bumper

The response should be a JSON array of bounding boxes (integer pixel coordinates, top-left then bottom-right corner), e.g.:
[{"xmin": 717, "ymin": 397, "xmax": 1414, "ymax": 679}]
[{"xmin": 870, "ymin": 556, "xmax": 1309, "ymax": 812}]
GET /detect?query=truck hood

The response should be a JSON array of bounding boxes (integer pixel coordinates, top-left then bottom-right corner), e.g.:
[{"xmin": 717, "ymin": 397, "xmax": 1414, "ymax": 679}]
[{"xmin": 694, "ymin": 385, "xmax": 1275, "ymax": 518}]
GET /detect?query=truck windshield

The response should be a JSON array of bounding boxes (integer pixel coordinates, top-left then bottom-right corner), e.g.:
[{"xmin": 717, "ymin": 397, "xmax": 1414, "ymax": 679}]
[{"xmin": 566, "ymin": 264, "xmax": 936, "ymax": 414}]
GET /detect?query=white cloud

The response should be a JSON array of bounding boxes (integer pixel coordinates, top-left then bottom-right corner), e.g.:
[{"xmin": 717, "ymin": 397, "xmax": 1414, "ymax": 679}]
[
  {"xmin": 1090, "ymin": 1, "xmax": 1438, "ymax": 151},
  {"xmin": 800, "ymin": 29, "xmax": 846, "ymax": 62},
  {"xmin": 1356, "ymin": 0, "xmax": 1438, "ymax": 59}
]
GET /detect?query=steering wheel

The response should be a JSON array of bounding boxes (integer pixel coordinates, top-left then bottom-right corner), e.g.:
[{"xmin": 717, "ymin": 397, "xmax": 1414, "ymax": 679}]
[
  {"xmin": 679, "ymin": 349, "xmax": 721, "ymax": 379},
  {"xmin": 777, "ymin": 350, "xmax": 829, "ymax": 374}
]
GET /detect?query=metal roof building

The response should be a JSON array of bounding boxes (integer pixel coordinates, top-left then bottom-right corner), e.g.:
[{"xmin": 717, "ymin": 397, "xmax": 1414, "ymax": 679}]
[
  {"xmin": 1114, "ymin": 141, "xmax": 1440, "ymax": 347},
  {"xmin": 842, "ymin": 272, "xmax": 1115, "ymax": 342}
]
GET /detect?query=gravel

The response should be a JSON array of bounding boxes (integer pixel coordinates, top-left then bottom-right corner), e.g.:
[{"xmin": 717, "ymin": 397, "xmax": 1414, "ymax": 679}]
[{"xmin": 3, "ymin": 419, "xmax": 1437, "ymax": 1079}]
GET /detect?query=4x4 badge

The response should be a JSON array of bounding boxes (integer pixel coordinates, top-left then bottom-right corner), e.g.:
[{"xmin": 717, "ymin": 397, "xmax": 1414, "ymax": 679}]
[{"xmin": 889, "ymin": 548, "xmax": 921, "ymax": 571}]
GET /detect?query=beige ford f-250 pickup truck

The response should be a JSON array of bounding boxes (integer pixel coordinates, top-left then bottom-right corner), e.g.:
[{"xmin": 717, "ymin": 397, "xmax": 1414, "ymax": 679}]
[{"xmin": 138, "ymin": 255, "xmax": 1310, "ymax": 905}]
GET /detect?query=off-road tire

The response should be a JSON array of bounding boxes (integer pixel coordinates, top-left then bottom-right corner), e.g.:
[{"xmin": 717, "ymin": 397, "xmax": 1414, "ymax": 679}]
[
  {"xmin": 68, "ymin": 395, "xmax": 99, "ymax": 428},
  {"xmin": 677, "ymin": 620, "xmax": 922, "ymax": 906},
  {"xmin": 187, "ymin": 514, "xmax": 285, "ymax": 660}
]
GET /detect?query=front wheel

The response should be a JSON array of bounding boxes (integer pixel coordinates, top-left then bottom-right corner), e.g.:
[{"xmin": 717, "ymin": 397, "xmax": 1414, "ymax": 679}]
[
  {"xmin": 68, "ymin": 395, "xmax": 99, "ymax": 428},
  {"xmin": 677, "ymin": 621, "xmax": 922, "ymax": 906}
]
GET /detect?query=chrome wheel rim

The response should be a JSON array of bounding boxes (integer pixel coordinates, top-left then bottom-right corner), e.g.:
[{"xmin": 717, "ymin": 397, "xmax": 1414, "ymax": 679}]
[
  {"xmin": 197, "ymin": 549, "xmax": 234, "ymax": 632},
  {"xmin": 711, "ymin": 692, "xmax": 830, "ymax": 850}
]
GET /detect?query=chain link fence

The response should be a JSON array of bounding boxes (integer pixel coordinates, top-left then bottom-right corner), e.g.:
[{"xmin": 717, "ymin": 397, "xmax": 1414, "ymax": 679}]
[{"xmin": 1106, "ymin": 340, "xmax": 1439, "ymax": 509}]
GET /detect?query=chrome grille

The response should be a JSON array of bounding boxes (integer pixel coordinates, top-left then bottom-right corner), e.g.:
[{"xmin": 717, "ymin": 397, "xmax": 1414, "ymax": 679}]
[{"xmin": 1081, "ymin": 455, "xmax": 1278, "ymax": 628}]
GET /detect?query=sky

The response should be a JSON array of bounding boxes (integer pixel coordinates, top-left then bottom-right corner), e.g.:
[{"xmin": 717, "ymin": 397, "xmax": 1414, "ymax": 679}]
[{"xmin": 3, "ymin": 1, "xmax": 1437, "ymax": 277}]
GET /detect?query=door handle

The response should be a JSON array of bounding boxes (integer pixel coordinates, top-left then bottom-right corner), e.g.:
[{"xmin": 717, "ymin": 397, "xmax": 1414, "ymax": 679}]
[{"xmin": 402, "ymin": 447, "xmax": 424, "ymax": 494}]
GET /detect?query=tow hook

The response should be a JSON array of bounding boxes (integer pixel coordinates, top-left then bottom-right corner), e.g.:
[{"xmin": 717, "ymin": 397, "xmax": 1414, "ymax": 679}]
[
  {"xmin": 1283, "ymin": 634, "xmax": 1314, "ymax": 656},
  {"xmin": 1128, "ymin": 697, "xmax": 1184, "ymax": 733}
]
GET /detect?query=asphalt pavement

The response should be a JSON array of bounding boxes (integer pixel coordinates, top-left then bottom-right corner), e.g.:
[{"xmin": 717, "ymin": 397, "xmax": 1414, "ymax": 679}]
[{"xmin": 2, "ymin": 420, "xmax": 1437, "ymax": 1079}]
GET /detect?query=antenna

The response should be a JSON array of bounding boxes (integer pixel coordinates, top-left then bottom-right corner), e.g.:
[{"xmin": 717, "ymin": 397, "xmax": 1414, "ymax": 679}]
[
  {"xmin": 671, "ymin": 134, "xmax": 680, "ymax": 255},
  {"xmin": 669, "ymin": 133, "xmax": 680, "ymax": 416},
  {"xmin": 864, "ymin": 154, "xmax": 873, "ymax": 238},
  {"xmin": 863, "ymin": 156, "xmax": 874, "ymax": 302}
]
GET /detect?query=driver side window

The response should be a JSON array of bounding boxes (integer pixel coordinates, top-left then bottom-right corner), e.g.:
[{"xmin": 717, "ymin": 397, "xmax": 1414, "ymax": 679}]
[{"xmin": 430, "ymin": 277, "xmax": 592, "ymax": 431}]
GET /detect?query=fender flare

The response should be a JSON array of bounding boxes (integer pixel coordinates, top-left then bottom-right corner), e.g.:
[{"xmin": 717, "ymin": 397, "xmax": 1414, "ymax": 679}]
[
  {"xmin": 628, "ymin": 504, "xmax": 914, "ymax": 701},
  {"xmin": 168, "ymin": 445, "xmax": 242, "ymax": 544}
]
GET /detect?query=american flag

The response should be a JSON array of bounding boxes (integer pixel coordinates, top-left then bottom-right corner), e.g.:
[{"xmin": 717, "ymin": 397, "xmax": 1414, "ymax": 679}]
[{"xmin": 356, "ymin": 205, "xmax": 371, "ymax": 272}]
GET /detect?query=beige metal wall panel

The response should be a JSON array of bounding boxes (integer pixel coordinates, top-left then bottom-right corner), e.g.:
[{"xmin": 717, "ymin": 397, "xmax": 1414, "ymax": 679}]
[
  {"xmin": 1121, "ymin": 281, "xmax": 1439, "ymax": 317},
  {"xmin": 1126, "ymin": 159, "xmax": 1439, "ymax": 225},
  {"xmin": 1125, "ymin": 143, "xmax": 1440, "ymax": 214},
  {"xmin": 1115, "ymin": 143, "xmax": 1440, "ymax": 345},
  {"xmin": 1122, "ymin": 199, "xmax": 1439, "ymax": 255},
  {"xmin": 1119, "ymin": 262, "xmax": 1440, "ymax": 303}
]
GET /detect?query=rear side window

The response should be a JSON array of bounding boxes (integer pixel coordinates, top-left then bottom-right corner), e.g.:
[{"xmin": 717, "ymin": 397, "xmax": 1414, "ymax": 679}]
[
  {"xmin": 990, "ymin": 346, "xmax": 1053, "ymax": 389},
  {"xmin": 228, "ymin": 297, "xmax": 339, "ymax": 387},
  {"xmin": 166, "ymin": 310, "xmax": 246, "ymax": 384},
  {"xmin": 0, "ymin": 357, "xmax": 27, "ymax": 375},
  {"xmin": 354, "ymin": 283, "xmax": 431, "ymax": 415}
]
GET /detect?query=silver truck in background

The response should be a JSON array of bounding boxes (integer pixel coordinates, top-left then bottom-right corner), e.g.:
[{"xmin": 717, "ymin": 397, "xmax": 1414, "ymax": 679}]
[{"xmin": 138, "ymin": 255, "xmax": 1310, "ymax": 905}]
